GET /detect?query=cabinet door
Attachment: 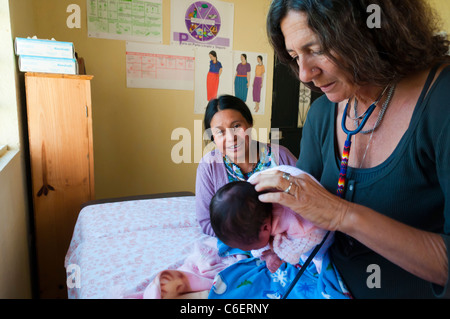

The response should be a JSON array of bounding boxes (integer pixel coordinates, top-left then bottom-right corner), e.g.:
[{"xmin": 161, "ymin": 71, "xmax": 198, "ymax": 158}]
[{"xmin": 25, "ymin": 74, "xmax": 94, "ymax": 298}]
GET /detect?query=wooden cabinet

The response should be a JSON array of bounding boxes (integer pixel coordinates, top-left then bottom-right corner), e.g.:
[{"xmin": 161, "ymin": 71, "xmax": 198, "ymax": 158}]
[{"xmin": 25, "ymin": 73, "xmax": 95, "ymax": 298}]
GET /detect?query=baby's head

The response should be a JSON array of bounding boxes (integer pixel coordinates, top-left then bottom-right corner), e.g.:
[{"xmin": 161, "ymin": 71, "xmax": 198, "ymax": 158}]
[{"xmin": 210, "ymin": 181, "xmax": 272, "ymax": 251}]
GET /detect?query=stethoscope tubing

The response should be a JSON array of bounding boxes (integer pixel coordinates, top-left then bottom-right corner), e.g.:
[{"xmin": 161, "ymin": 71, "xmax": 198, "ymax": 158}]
[
  {"xmin": 341, "ymin": 102, "xmax": 377, "ymax": 141},
  {"xmin": 284, "ymin": 100, "xmax": 378, "ymax": 299}
]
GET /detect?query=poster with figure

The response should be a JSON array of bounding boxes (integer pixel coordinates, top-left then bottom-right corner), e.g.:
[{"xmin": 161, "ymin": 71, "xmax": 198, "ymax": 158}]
[
  {"xmin": 87, "ymin": 0, "xmax": 163, "ymax": 43},
  {"xmin": 194, "ymin": 47, "xmax": 233, "ymax": 114},
  {"xmin": 232, "ymin": 51, "xmax": 268, "ymax": 114},
  {"xmin": 171, "ymin": 0, "xmax": 234, "ymax": 50},
  {"xmin": 126, "ymin": 42, "xmax": 195, "ymax": 90}
]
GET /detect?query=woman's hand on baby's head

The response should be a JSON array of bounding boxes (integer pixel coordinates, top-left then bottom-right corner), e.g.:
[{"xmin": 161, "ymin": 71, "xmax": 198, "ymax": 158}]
[
  {"xmin": 249, "ymin": 170, "xmax": 293, "ymax": 203},
  {"xmin": 248, "ymin": 169, "xmax": 279, "ymax": 184},
  {"xmin": 248, "ymin": 169, "xmax": 285, "ymax": 191},
  {"xmin": 249, "ymin": 169, "xmax": 350, "ymax": 232}
]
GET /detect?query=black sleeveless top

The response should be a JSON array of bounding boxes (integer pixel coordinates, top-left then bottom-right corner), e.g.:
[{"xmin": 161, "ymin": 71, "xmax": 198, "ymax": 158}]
[{"xmin": 297, "ymin": 66, "xmax": 450, "ymax": 298}]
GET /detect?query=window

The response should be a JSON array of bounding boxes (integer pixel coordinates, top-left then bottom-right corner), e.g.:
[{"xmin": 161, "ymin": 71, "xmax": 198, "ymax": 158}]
[{"xmin": 0, "ymin": 0, "xmax": 21, "ymax": 155}]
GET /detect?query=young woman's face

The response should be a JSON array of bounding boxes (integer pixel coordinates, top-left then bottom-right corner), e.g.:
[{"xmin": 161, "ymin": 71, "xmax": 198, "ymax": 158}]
[
  {"xmin": 280, "ymin": 10, "xmax": 355, "ymax": 102},
  {"xmin": 209, "ymin": 109, "xmax": 252, "ymax": 163}
]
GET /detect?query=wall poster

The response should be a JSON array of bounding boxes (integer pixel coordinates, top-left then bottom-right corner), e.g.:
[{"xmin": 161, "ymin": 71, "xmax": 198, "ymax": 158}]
[
  {"xmin": 171, "ymin": 0, "xmax": 234, "ymax": 50},
  {"xmin": 126, "ymin": 41, "xmax": 195, "ymax": 90},
  {"xmin": 193, "ymin": 49, "xmax": 268, "ymax": 115},
  {"xmin": 232, "ymin": 51, "xmax": 268, "ymax": 115},
  {"xmin": 194, "ymin": 47, "xmax": 233, "ymax": 114},
  {"xmin": 87, "ymin": 0, "xmax": 163, "ymax": 43}
]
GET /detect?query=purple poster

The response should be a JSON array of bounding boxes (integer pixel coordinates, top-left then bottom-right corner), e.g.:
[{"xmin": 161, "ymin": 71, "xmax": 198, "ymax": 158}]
[
  {"xmin": 185, "ymin": 2, "xmax": 221, "ymax": 43},
  {"xmin": 171, "ymin": 0, "xmax": 234, "ymax": 49}
]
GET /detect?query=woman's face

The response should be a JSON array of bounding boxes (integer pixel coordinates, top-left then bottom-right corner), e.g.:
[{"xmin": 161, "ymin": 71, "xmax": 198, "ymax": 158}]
[
  {"xmin": 209, "ymin": 53, "xmax": 215, "ymax": 62},
  {"xmin": 210, "ymin": 109, "xmax": 252, "ymax": 163},
  {"xmin": 240, "ymin": 55, "xmax": 246, "ymax": 63},
  {"xmin": 280, "ymin": 10, "xmax": 355, "ymax": 102}
]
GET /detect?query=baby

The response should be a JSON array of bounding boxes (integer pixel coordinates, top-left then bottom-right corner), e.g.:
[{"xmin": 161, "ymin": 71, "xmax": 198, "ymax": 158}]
[{"xmin": 210, "ymin": 166, "xmax": 330, "ymax": 273}]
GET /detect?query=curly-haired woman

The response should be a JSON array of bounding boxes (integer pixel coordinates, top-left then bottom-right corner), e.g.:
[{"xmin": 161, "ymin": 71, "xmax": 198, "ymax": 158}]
[{"xmin": 250, "ymin": 0, "xmax": 450, "ymax": 298}]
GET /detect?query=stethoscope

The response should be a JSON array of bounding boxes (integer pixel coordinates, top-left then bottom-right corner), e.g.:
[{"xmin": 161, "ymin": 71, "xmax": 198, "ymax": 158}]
[
  {"xmin": 282, "ymin": 95, "xmax": 379, "ymax": 299},
  {"xmin": 341, "ymin": 101, "xmax": 377, "ymax": 143},
  {"xmin": 336, "ymin": 87, "xmax": 388, "ymax": 198}
]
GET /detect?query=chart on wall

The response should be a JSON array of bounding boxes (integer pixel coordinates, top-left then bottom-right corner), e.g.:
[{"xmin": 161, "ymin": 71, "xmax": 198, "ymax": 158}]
[
  {"xmin": 126, "ymin": 41, "xmax": 195, "ymax": 90},
  {"xmin": 87, "ymin": 0, "xmax": 163, "ymax": 43},
  {"xmin": 171, "ymin": 0, "xmax": 234, "ymax": 49}
]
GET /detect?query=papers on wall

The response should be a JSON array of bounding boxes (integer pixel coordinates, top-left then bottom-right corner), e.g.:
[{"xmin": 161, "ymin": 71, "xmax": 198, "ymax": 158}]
[
  {"xmin": 87, "ymin": 0, "xmax": 162, "ymax": 43},
  {"xmin": 126, "ymin": 42, "xmax": 195, "ymax": 90},
  {"xmin": 171, "ymin": 0, "xmax": 234, "ymax": 50},
  {"xmin": 193, "ymin": 49, "xmax": 268, "ymax": 115}
]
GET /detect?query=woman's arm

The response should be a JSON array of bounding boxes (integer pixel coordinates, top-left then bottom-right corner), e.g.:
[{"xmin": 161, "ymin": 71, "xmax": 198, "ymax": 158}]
[
  {"xmin": 195, "ymin": 159, "xmax": 217, "ymax": 237},
  {"xmin": 251, "ymin": 171, "xmax": 448, "ymax": 286},
  {"xmin": 342, "ymin": 201, "xmax": 448, "ymax": 287}
]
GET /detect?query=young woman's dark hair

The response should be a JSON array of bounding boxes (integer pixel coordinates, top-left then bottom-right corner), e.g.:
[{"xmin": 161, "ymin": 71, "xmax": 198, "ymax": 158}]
[
  {"xmin": 209, "ymin": 181, "xmax": 272, "ymax": 245},
  {"xmin": 204, "ymin": 94, "xmax": 253, "ymax": 141},
  {"xmin": 209, "ymin": 50, "xmax": 218, "ymax": 60},
  {"xmin": 267, "ymin": 0, "xmax": 450, "ymax": 90}
]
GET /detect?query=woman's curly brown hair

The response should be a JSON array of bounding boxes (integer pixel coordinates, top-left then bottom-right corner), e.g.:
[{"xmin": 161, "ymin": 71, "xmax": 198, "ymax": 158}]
[{"xmin": 267, "ymin": 0, "xmax": 450, "ymax": 90}]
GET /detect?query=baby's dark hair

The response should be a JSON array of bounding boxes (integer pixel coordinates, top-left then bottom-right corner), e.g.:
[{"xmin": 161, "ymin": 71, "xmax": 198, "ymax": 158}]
[{"xmin": 210, "ymin": 181, "xmax": 272, "ymax": 246}]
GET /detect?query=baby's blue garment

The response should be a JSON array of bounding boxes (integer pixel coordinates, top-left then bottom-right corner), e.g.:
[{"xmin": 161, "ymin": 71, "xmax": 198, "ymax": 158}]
[
  {"xmin": 209, "ymin": 250, "xmax": 351, "ymax": 299},
  {"xmin": 217, "ymin": 239, "xmax": 251, "ymax": 258}
]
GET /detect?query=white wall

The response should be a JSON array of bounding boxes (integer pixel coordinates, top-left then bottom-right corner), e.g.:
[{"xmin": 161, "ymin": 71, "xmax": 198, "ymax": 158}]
[{"xmin": 0, "ymin": 0, "xmax": 33, "ymax": 298}]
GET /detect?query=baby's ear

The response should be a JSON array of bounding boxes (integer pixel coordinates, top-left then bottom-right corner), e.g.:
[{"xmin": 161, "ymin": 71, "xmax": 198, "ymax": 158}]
[{"xmin": 261, "ymin": 221, "xmax": 271, "ymax": 233}]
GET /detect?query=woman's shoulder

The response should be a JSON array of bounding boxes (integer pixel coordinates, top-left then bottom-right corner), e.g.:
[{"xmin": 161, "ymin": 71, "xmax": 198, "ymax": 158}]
[
  {"xmin": 199, "ymin": 149, "xmax": 224, "ymax": 164},
  {"xmin": 275, "ymin": 144, "xmax": 294, "ymax": 157},
  {"xmin": 269, "ymin": 144, "xmax": 298, "ymax": 166},
  {"xmin": 423, "ymin": 64, "xmax": 450, "ymax": 116},
  {"xmin": 308, "ymin": 94, "xmax": 334, "ymax": 119},
  {"xmin": 430, "ymin": 64, "xmax": 450, "ymax": 96}
]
